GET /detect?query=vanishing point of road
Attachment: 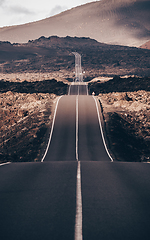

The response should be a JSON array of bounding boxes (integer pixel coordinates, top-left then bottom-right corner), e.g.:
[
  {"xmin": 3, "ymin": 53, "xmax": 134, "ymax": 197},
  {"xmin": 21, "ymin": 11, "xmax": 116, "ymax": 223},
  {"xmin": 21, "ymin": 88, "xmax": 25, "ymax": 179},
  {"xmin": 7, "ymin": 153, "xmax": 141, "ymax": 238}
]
[{"xmin": 1, "ymin": 83, "xmax": 150, "ymax": 240}]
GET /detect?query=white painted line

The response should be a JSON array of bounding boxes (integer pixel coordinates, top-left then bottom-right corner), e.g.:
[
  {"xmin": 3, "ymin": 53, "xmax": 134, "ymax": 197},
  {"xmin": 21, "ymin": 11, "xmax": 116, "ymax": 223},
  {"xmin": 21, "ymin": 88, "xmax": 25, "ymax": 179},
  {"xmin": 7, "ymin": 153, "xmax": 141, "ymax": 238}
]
[
  {"xmin": 0, "ymin": 162, "xmax": 11, "ymax": 167},
  {"xmin": 75, "ymin": 161, "xmax": 83, "ymax": 240},
  {"xmin": 86, "ymin": 84, "xmax": 88, "ymax": 95},
  {"xmin": 41, "ymin": 96, "xmax": 62, "ymax": 162},
  {"xmin": 93, "ymin": 96, "xmax": 114, "ymax": 162},
  {"xmin": 68, "ymin": 85, "xmax": 71, "ymax": 95},
  {"xmin": 76, "ymin": 95, "xmax": 79, "ymax": 161}
]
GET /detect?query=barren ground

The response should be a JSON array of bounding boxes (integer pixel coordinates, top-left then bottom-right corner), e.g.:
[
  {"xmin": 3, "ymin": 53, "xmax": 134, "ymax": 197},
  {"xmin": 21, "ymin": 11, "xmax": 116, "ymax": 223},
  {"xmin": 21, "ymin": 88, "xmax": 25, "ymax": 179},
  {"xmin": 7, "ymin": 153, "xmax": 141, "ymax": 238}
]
[
  {"xmin": 0, "ymin": 80, "xmax": 68, "ymax": 163},
  {"xmin": 89, "ymin": 77, "xmax": 150, "ymax": 162},
  {"xmin": 0, "ymin": 37, "xmax": 150, "ymax": 163}
]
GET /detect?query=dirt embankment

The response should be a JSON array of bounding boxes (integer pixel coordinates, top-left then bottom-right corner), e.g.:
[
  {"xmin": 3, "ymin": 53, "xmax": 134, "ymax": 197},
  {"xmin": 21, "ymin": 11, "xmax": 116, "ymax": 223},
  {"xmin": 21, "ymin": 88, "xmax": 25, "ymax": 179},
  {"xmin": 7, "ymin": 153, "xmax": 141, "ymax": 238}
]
[
  {"xmin": 0, "ymin": 92, "xmax": 57, "ymax": 163},
  {"xmin": 89, "ymin": 76, "xmax": 150, "ymax": 162},
  {"xmin": 0, "ymin": 79, "xmax": 68, "ymax": 163}
]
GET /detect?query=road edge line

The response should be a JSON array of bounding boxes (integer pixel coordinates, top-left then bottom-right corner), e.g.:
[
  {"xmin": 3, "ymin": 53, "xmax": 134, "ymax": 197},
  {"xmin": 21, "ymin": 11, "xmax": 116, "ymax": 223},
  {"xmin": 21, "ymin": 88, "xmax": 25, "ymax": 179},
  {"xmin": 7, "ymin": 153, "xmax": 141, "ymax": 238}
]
[
  {"xmin": 0, "ymin": 162, "xmax": 11, "ymax": 167},
  {"xmin": 93, "ymin": 96, "xmax": 114, "ymax": 162},
  {"xmin": 41, "ymin": 96, "xmax": 62, "ymax": 162},
  {"xmin": 75, "ymin": 161, "xmax": 83, "ymax": 240}
]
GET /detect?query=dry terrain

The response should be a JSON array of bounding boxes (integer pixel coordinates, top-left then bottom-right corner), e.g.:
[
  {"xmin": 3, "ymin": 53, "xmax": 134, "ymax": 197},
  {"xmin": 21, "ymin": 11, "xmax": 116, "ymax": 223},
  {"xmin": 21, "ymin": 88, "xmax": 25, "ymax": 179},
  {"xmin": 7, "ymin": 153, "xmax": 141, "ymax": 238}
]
[
  {"xmin": 88, "ymin": 76, "xmax": 150, "ymax": 161},
  {"xmin": 0, "ymin": 36, "xmax": 150, "ymax": 80},
  {"xmin": 0, "ymin": 36, "xmax": 150, "ymax": 163},
  {"xmin": 0, "ymin": 80, "xmax": 68, "ymax": 163}
]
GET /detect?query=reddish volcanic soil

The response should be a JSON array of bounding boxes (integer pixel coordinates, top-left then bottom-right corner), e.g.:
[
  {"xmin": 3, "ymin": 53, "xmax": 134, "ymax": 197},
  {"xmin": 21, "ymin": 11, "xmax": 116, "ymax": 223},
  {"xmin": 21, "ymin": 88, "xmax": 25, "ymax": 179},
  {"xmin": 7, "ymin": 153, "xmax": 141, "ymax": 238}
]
[{"xmin": 140, "ymin": 40, "xmax": 150, "ymax": 49}]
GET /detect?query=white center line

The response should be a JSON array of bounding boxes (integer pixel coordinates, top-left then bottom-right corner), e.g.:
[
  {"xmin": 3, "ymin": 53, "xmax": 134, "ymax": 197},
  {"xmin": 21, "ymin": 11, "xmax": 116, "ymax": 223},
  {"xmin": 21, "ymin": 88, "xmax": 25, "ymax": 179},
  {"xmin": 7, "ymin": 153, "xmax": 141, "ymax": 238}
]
[
  {"xmin": 75, "ymin": 161, "xmax": 83, "ymax": 240},
  {"xmin": 76, "ymin": 95, "xmax": 79, "ymax": 161},
  {"xmin": 86, "ymin": 84, "xmax": 88, "ymax": 95},
  {"xmin": 68, "ymin": 85, "xmax": 71, "ymax": 95},
  {"xmin": 75, "ymin": 95, "xmax": 83, "ymax": 240}
]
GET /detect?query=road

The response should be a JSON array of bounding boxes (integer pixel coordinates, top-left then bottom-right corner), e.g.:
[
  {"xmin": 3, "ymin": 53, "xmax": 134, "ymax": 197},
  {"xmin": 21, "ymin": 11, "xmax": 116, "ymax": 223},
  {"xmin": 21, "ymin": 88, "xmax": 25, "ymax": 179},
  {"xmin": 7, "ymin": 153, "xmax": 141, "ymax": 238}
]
[
  {"xmin": 68, "ymin": 82, "xmax": 88, "ymax": 95},
  {"xmin": 0, "ymin": 162, "xmax": 77, "ymax": 240},
  {"xmin": 0, "ymin": 83, "xmax": 150, "ymax": 240},
  {"xmin": 43, "ymin": 84, "xmax": 110, "ymax": 161}
]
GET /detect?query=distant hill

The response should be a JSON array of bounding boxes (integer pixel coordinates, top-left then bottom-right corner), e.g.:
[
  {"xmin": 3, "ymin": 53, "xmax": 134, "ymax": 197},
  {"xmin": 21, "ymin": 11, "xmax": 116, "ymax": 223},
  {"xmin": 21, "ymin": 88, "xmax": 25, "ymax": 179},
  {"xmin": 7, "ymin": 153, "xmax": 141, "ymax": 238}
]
[
  {"xmin": 0, "ymin": 36, "xmax": 150, "ymax": 78},
  {"xmin": 0, "ymin": 0, "xmax": 150, "ymax": 47},
  {"xmin": 140, "ymin": 40, "xmax": 150, "ymax": 49}
]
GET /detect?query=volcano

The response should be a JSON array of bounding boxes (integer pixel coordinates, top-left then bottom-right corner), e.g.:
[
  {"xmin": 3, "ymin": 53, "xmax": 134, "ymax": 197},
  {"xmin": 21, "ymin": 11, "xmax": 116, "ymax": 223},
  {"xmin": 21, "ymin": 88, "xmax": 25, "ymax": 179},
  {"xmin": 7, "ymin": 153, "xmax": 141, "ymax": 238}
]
[{"xmin": 0, "ymin": 0, "xmax": 149, "ymax": 47}]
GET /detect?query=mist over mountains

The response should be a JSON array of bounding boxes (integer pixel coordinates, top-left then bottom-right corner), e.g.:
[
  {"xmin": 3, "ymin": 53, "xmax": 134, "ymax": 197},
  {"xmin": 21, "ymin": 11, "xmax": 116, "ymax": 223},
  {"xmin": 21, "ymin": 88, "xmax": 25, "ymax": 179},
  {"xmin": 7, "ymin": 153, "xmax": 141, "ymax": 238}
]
[{"xmin": 0, "ymin": 0, "xmax": 150, "ymax": 47}]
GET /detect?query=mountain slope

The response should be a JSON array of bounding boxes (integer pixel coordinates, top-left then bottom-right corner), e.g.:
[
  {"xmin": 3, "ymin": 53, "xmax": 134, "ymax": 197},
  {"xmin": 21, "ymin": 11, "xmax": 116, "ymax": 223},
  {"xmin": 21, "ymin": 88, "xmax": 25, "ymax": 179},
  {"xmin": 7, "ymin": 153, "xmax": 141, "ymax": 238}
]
[
  {"xmin": 0, "ymin": 0, "xmax": 150, "ymax": 46},
  {"xmin": 140, "ymin": 40, "xmax": 150, "ymax": 49}
]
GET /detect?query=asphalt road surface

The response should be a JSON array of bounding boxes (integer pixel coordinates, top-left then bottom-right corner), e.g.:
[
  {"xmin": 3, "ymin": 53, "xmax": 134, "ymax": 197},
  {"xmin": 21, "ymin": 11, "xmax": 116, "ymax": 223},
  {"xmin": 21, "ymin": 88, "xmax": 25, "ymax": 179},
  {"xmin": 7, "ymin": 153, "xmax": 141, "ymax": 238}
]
[
  {"xmin": 69, "ymin": 83, "xmax": 88, "ymax": 95},
  {"xmin": 43, "ymin": 95, "xmax": 76, "ymax": 161},
  {"xmin": 0, "ymin": 162, "xmax": 77, "ymax": 240},
  {"xmin": 1, "ymin": 83, "xmax": 150, "ymax": 240},
  {"xmin": 82, "ymin": 162, "xmax": 150, "ymax": 240},
  {"xmin": 43, "ymin": 93, "xmax": 110, "ymax": 161}
]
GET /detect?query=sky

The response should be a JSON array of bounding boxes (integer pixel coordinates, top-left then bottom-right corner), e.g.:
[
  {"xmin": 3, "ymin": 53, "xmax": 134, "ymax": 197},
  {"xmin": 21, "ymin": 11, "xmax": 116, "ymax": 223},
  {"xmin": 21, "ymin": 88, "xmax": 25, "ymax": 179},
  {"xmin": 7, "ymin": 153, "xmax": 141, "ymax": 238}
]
[{"xmin": 0, "ymin": 0, "xmax": 96, "ymax": 28}]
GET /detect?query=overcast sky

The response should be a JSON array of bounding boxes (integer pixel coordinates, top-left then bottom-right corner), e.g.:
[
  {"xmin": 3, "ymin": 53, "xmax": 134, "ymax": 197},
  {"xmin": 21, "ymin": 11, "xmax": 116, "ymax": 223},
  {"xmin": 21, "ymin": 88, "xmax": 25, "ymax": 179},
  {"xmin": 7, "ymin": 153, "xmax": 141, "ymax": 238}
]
[{"xmin": 0, "ymin": 0, "xmax": 96, "ymax": 28}]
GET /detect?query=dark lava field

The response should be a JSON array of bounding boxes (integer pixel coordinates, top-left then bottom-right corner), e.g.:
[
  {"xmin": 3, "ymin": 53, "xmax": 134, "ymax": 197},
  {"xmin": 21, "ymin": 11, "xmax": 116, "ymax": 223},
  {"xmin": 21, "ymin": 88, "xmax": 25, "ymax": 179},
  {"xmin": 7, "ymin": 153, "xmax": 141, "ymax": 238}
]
[{"xmin": 0, "ymin": 36, "xmax": 150, "ymax": 79}]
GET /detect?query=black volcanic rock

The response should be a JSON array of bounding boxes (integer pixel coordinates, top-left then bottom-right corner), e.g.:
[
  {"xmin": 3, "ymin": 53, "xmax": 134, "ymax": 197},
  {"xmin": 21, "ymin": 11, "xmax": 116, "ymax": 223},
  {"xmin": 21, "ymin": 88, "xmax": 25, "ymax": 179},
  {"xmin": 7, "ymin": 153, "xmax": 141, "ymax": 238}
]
[
  {"xmin": 0, "ymin": 79, "xmax": 68, "ymax": 95},
  {"xmin": 0, "ymin": 36, "xmax": 150, "ymax": 77},
  {"xmin": 88, "ymin": 76, "xmax": 150, "ymax": 94}
]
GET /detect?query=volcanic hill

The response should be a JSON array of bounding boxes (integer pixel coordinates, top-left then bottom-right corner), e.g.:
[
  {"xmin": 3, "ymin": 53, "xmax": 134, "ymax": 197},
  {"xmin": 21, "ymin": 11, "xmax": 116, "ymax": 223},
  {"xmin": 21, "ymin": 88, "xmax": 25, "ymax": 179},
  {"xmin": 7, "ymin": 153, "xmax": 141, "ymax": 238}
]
[
  {"xmin": 0, "ymin": 0, "xmax": 150, "ymax": 47},
  {"xmin": 0, "ymin": 36, "xmax": 150, "ymax": 80}
]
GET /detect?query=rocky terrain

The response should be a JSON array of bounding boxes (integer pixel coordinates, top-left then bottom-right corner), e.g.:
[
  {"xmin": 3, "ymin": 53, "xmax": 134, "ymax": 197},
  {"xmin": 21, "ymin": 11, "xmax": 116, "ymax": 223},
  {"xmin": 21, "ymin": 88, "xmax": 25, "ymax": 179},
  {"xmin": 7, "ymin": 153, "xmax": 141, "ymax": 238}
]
[
  {"xmin": 0, "ymin": 80, "xmax": 68, "ymax": 163},
  {"xmin": 0, "ymin": 36, "xmax": 150, "ymax": 81},
  {"xmin": 88, "ymin": 76, "xmax": 150, "ymax": 94},
  {"xmin": 0, "ymin": 78, "xmax": 68, "ymax": 95},
  {"xmin": 88, "ymin": 77, "xmax": 150, "ymax": 162},
  {"xmin": 0, "ymin": 36, "xmax": 150, "ymax": 163}
]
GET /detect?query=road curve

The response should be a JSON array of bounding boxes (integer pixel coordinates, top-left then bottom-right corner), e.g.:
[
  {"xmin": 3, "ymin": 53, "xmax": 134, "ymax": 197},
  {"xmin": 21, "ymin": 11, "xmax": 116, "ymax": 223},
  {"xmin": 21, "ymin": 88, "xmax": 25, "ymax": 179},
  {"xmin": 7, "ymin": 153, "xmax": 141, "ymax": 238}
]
[
  {"xmin": 43, "ymin": 84, "xmax": 111, "ymax": 162},
  {"xmin": 78, "ymin": 95, "xmax": 110, "ymax": 161},
  {"xmin": 1, "ymin": 83, "xmax": 150, "ymax": 240},
  {"xmin": 44, "ymin": 95, "xmax": 76, "ymax": 161}
]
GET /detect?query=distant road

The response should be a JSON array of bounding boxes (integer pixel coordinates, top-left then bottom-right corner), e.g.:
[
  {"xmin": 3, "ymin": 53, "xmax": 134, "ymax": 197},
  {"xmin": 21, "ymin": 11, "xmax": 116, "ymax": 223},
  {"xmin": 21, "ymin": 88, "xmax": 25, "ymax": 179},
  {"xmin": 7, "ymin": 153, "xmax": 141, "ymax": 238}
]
[
  {"xmin": 68, "ymin": 82, "xmax": 88, "ymax": 95},
  {"xmin": 1, "ymin": 83, "xmax": 150, "ymax": 240}
]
